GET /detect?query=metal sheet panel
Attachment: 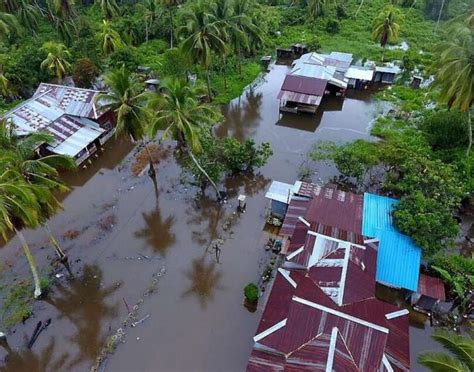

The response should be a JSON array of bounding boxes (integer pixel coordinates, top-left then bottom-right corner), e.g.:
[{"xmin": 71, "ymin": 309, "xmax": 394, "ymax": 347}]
[
  {"xmin": 362, "ymin": 193, "xmax": 421, "ymax": 292},
  {"xmin": 418, "ymin": 273, "xmax": 446, "ymax": 301}
]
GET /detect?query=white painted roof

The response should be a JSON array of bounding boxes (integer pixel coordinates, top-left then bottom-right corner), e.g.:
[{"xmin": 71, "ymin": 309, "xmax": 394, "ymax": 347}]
[
  {"xmin": 345, "ymin": 66, "xmax": 375, "ymax": 81},
  {"xmin": 265, "ymin": 181, "xmax": 299, "ymax": 204},
  {"xmin": 47, "ymin": 124, "xmax": 104, "ymax": 156}
]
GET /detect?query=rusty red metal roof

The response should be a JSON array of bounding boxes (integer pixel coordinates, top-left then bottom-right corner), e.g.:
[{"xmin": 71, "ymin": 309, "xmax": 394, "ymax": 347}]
[
  {"xmin": 304, "ymin": 185, "xmax": 364, "ymax": 233},
  {"xmin": 280, "ymin": 75, "xmax": 327, "ymax": 96},
  {"xmin": 248, "ymin": 190, "xmax": 410, "ymax": 371},
  {"xmin": 418, "ymin": 273, "xmax": 446, "ymax": 301}
]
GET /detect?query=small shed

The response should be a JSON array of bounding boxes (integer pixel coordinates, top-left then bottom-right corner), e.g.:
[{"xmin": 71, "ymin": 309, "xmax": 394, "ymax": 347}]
[
  {"xmin": 410, "ymin": 273, "xmax": 446, "ymax": 314},
  {"xmin": 411, "ymin": 76, "xmax": 423, "ymax": 89},
  {"xmin": 374, "ymin": 66, "xmax": 401, "ymax": 84},
  {"xmin": 145, "ymin": 79, "xmax": 161, "ymax": 92},
  {"xmin": 276, "ymin": 48, "xmax": 293, "ymax": 59},
  {"xmin": 277, "ymin": 74, "xmax": 327, "ymax": 114},
  {"xmin": 291, "ymin": 43, "xmax": 308, "ymax": 56},
  {"xmin": 345, "ymin": 66, "xmax": 374, "ymax": 89},
  {"xmin": 265, "ymin": 181, "xmax": 298, "ymax": 218}
]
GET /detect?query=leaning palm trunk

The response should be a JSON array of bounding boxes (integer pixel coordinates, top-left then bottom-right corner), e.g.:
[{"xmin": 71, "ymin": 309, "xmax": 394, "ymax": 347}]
[
  {"xmin": 43, "ymin": 222, "xmax": 73, "ymax": 275},
  {"xmin": 467, "ymin": 108, "xmax": 472, "ymax": 156},
  {"xmin": 205, "ymin": 68, "xmax": 212, "ymax": 101},
  {"xmin": 187, "ymin": 150, "xmax": 221, "ymax": 199},
  {"xmin": 15, "ymin": 228, "xmax": 42, "ymax": 299},
  {"xmin": 355, "ymin": 0, "xmax": 364, "ymax": 17},
  {"xmin": 169, "ymin": 9, "xmax": 174, "ymax": 48},
  {"xmin": 144, "ymin": 142, "xmax": 158, "ymax": 198},
  {"xmin": 435, "ymin": 0, "xmax": 445, "ymax": 32}
]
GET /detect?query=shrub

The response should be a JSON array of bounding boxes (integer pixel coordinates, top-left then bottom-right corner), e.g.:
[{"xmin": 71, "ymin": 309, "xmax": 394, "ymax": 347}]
[
  {"xmin": 326, "ymin": 19, "xmax": 340, "ymax": 35},
  {"xmin": 244, "ymin": 283, "xmax": 259, "ymax": 303},
  {"xmin": 420, "ymin": 110, "xmax": 468, "ymax": 151},
  {"xmin": 336, "ymin": 4, "xmax": 347, "ymax": 19},
  {"xmin": 394, "ymin": 192, "xmax": 459, "ymax": 256},
  {"xmin": 109, "ymin": 47, "xmax": 140, "ymax": 72},
  {"xmin": 223, "ymin": 138, "xmax": 273, "ymax": 173},
  {"xmin": 73, "ymin": 58, "xmax": 99, "ymax": 88}
]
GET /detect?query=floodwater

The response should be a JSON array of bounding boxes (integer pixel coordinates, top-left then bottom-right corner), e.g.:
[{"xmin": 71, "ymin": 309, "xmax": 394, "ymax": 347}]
[{"xmin": 0, "ymin": 64, "xmax": 434, "ymax": 371}]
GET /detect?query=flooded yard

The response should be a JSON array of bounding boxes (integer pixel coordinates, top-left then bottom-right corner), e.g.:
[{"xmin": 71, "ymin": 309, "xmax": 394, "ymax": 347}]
[{"xmin": 0, "ymin": 64, "xmax": 433, "ymax": 371}]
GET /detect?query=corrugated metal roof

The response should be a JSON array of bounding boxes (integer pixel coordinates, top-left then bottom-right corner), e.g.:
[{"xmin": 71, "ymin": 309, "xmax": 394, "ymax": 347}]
[
  {"xmin": 418, "ymin": 273, "xmax": 446, "ymax": 300},
  {"xmin": 362, "ymin": 193, "xmax": 421, "ymax": 292},
  {"xmin": 375, "ymin": 65, "xmax": 401, "ymax": 74},
  {"xmin": 277, "ymin": 90, "xmax": 322, "ymax": 106},
  {"xmin": 4, "ymin": 83, "xmax": 107, "ymax": 157},
  {"xmin": 345, "ymin": 66, "xmax": 374, "ymax": 81},
  {"xmin": 304, "ymin": 185, "xmax": 364, "ymax": 233},
  {"xmin": 264, "ymin": 181, "xmax": 294, "ymax": 204},
  {"xmin": 280, "ymin": 75, "xmax": 327, "ymax": 96}
]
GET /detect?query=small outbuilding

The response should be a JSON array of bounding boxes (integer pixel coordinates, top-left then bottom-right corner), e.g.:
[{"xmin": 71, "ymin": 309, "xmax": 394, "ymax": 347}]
[
  {"xmin": 277, "ymin": 74, "xmax": 327, "ymax": 114},
  {"xmin": 410, "ymin": 273, "xmax": 446, "ymax": 314},
  {"xmin": 374, "ymin": 66, "xmax": 401, "ymax": 84},
  {"xmin": 345, "ymin": 66, "xmax": 375, "ymax": 89},
  {"xmin": 265, "ymin": 181, "xmax": 299, "ymax": 218}
]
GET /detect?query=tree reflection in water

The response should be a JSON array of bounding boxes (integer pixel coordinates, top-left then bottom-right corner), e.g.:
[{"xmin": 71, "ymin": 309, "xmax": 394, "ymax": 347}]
[
  {"xmin": 182, "ymin": 255, "xmax": 223, "ymax": 309},
  {"xmin": 216, "ymin": 89, "xmax": 263, "ymax": 141},
  {"xmin": 44, "ymin": 265, "xmax": 119, "ymax": 369},
  {"xmin": 134, "ymin": 208, "xmax": 176, "ymax": 256},
  {"xmin": 1, "ymin": 339, "xmax": 68, "ymax": 372}
]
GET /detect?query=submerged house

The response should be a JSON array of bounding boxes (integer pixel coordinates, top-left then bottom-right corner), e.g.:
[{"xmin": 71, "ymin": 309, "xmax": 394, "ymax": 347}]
[
  {"xmin": 278, "ymin": 52, "xmax": 351, "ymax": 114},
  {"xmin": 265, "ymin": 181, "xmax": 422, "ymax": 292},
  {"xmin": 249, "ymin": 183, "xmax": 411, "ymax": 370},
  {"xmin": 374, "ymin": 65, "xmax": 401, "ymax": 84},
  {"xmin": 4, "ymin": 83, "xmax": 116, "ymax": 165}
]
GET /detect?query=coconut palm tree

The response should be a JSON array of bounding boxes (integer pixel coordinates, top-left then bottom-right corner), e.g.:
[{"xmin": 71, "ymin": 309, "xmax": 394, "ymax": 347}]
[
  {"xmin": 0, "ymin": 166, "xmax": 44, "ymax": 298},
  {"xmin": 160, "ymin": 0, "xmax": 181, "ymax": 48},
  {"xmin": 47, "ymin": 0, "xmax": 75, "ymax": 20},
  {"xmin": 372, "ymin": 5, "xmax": 402, "ymax": 60},
  {"xmin": 433, "ymin": 18, "xmax": 474, "ymax": 156},
  {"xmin": 179, "ymin": 0, "xmax": 227, "ymax": 100},
  {"xmin": 148, "ymin": 78, "xmax": 223, "ymax": 198},
  {"xmin": 0, "ymin": 120, "xmax": 76, "ymax": 269},
  {"xmin": 307, "ymin": 0, "xmax": 326, "ymax": 19},
  {"xmin": 0, "ymin": 11, "xmax": 20, "ymax": 39},
  {"xmin": 96, "ymin": 0, "xmax": 119, "ymax": 20},
  {"xmin": 9, "ymin": 0, "xmax": 39, "ymax": 33},
  {"xmin": 96, "ymin": 66, "xmax": 158, "ymax": 195},
  {"xmin": 40, "ymin": 41, "xmax": 72, "ymax": 82},
  {"xmin": 230, "ymin": 0, "xmax": 263, "ymax": 77},
  {"xmin": 139, "ymin": 0, "xmax": 160, "ymax": 43},
  {"xmin": 418, "ymin": 329, "xmax": 474, "ymax": 371},
  {"xmin": 98, "ymin": 19, "xmax": 123, "ymax": 56}
]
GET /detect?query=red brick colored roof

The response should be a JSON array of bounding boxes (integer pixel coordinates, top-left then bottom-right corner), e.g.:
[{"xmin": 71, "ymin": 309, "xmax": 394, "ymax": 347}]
[
  {"xmin": 280, "ymin": 75, "xmax": 327, "ymax": 96},
  {"xmin": 418, "ymin": 273, "xmax": 446, "ymax": 301}
]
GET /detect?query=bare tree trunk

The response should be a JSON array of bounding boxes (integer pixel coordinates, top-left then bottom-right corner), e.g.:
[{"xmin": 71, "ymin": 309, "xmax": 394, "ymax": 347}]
[
  {"xmin": 435, "ymin": 0, "xmax": 445, "ymax": 32},
  {"xmin": 145, "ymin": 19, "xmax": 149, "ymax": 43},
  {"xmin": 223, "ymin": 56, "xmax": 228, "ymax": 89},
  {"xmin": 15, "ymin": 228, "xmax": 42, "ymax": 299},
  {"xmin": 43, "ymin": 222, "xmax": 73, "ymax": 275},
  {"xmin": 188, "ymin": 150, "xmax": 221, "ymax": 200},
  {"xmin": 237, "ymin": 45, "xmax": 242, "ymax": 78},
  {"xmin": 467, "ymin": 108, "xmax": 472, "ymax": 157},
  {"xmin": 205, "ymin": 68, "xmax": 212, "ymax": 101},
  {"xmin": 355, "ymin": 0, "xmax": 364, "ymax": 17},
  {"xmin": 169, "ymin": 8, "xmax": 174, "ymax": 48}
]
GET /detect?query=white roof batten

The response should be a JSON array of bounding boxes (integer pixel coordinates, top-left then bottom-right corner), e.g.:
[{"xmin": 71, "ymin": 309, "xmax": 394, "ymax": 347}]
[
  {"xmin": 385, "ymin": 309, "xmax": 410, "ymax": 320},
  {"xmin": 337, "ymin": 239, "xmax": 352, "ymax": 306},
  {"xmin": 298, "ymin": 216, "xmax": 310, "ymax": 227},
  {"xmin": 292, "ymin": 296, "xmax": 389, "ymax": 334},
  {"xmin": 325, "ymin": 327, "xmax": 339, "ymax": 372},
  {"xmin": 253, "ymin": 319, "xmax": 287, "ymax": 343},
  {"xmin": 287, "ymin": 246, "xmax": 305, "ymax": 260},
  {"xmin": 278, "ymin": 268, "xmax": 298, "ymax": 288},
  {"xmin": 382, "ymin": 354, "xmax": 395, "ymax": 372}
]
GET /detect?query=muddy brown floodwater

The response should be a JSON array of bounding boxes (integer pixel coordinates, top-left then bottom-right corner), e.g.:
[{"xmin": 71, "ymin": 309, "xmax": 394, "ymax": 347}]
[{"xmin": 0, "ymin": 64, "xmax": 435, "ymax": 371}]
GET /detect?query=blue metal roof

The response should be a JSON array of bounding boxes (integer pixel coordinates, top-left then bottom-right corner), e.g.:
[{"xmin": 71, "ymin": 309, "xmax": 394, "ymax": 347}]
[{"xmin": 362, "ymin": 193, "xmax": 421, "ymax": 291}]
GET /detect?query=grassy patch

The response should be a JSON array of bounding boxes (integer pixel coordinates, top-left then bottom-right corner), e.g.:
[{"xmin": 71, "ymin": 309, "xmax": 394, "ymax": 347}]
[
  {"xmin": 1, "ymin": 280, "xmax": 34, "ymax": 328},
  {"xmin": 212, "ymin": 62, "xmax": 263, "ymax": 105},
  {"xmin": 268, "ymin": 0, "xmax": 439, "ymax": 66}
]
